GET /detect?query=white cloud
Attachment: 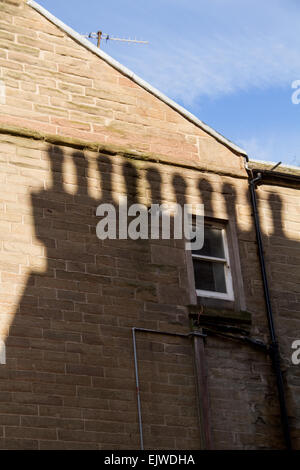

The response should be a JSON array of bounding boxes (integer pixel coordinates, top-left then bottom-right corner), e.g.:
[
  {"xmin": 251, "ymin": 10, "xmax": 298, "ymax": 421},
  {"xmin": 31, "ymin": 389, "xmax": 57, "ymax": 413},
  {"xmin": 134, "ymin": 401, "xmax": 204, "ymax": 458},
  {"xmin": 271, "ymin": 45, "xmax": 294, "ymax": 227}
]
[
  {"xmin": 238, "ymin": 135, "xmax": 300, "ymax": 167},
  {"xmin": 112, "ymin": 0, "xmax": 300, "ymax": 105},
  {"xmin": 37, "ymin": 0, "xmax": 300, "ymax": 166}
]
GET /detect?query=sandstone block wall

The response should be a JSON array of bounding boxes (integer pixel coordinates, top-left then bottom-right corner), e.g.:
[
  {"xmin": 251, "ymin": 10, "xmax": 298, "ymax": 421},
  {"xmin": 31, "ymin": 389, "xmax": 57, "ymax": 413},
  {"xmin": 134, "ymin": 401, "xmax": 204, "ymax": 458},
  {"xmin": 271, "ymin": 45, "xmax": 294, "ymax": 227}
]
[
  {"xmin": 0, "ymin": 0, "xmax": 299, "ymax": 451},
  {"xmin": 0, "ymin": 131, "xmax": 296, "ymax": 449}
]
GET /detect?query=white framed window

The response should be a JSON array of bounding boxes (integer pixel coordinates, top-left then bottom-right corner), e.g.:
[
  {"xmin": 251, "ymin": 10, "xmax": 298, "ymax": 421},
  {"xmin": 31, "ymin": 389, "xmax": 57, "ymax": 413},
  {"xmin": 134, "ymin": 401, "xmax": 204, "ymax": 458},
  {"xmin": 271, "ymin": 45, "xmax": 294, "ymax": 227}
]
[{"xmin": 191, "ymin": 221, "xmax": 234, "ymax": 301}]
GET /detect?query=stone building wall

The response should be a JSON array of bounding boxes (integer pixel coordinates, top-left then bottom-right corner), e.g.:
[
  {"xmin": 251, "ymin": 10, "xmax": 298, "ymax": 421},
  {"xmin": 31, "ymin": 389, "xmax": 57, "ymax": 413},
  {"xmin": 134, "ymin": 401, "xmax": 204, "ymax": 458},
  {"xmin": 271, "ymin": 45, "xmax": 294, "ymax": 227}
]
[
  {"xmin": 0, "ymin": 130, "xmax": 294, "ymax": 450},
  {"xmin": 0, "ymin": 0, "xmax": 298, "ymax": 450},
  {"xmin": 255, "ymin": 178, "xmax": 300, "ymax": 449}
]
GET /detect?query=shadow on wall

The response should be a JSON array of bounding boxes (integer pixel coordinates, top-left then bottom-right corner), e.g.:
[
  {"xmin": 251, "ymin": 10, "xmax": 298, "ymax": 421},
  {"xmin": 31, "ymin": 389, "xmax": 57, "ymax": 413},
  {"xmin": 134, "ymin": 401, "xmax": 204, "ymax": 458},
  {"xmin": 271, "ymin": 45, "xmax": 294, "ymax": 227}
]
[{"xmin": 0, "ymin": 144, "xmax": 299, "ymax": 449}]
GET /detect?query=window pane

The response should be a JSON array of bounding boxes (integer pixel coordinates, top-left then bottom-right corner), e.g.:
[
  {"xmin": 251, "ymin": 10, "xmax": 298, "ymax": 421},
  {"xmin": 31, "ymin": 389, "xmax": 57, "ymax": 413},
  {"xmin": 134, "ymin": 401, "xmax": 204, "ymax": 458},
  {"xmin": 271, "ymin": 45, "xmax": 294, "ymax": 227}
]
[
  {"xmin": 193, "ymin": 259, "xmax": 227, "ymax": 293},
  {"xmin": 192, "ymin": 226, "xmax": 225, "ymax": 258}
]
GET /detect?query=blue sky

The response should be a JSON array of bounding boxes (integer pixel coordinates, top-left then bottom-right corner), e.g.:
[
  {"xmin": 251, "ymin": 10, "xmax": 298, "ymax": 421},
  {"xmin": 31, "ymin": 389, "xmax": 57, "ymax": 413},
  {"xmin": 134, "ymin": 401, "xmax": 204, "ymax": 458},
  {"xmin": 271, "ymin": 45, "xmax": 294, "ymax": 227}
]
[{"xmin": 37, "ymin": 0, "xmax": 300, "ymax": 166}]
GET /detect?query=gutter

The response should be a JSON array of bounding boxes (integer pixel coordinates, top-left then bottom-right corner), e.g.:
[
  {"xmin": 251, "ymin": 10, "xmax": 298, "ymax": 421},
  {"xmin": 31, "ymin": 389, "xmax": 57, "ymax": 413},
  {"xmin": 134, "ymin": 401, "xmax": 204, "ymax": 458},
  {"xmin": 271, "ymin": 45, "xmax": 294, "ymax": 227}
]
[
  {"xmin": 251, "ymin": 169, "xmax": 300, "ymax": 187},
  {"xmin": 26, "ymin": 0, "xmax": 247, "ymax": 158}
]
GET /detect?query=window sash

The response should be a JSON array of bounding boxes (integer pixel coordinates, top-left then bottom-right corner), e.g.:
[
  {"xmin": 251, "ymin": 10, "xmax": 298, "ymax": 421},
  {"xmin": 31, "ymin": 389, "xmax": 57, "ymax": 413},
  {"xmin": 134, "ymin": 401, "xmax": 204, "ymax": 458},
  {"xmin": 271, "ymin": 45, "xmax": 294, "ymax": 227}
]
[
  {"xmin": 192, "ymin": 254, "xmax": 227, "ymax": 264},
  {"xmin": 192, "ymin": 224, "xmax": 234, "ymax": 301}
]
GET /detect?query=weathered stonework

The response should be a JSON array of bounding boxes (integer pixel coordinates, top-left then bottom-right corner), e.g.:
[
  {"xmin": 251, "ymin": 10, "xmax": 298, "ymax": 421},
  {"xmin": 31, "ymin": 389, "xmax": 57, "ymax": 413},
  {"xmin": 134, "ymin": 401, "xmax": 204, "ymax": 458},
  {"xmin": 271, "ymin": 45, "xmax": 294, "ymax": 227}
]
[{"xmin": 0, "ymin": 0, "xmax": 298, "ymax": 450}]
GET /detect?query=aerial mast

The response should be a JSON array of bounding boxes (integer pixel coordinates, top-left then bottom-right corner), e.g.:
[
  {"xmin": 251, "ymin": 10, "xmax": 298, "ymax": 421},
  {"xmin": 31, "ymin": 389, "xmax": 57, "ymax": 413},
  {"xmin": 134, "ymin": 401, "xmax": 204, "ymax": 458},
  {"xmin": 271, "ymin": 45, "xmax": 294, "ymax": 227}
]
[{"xmin": 82, "ymin": 31, "xmax": 149, "ymax": 49}]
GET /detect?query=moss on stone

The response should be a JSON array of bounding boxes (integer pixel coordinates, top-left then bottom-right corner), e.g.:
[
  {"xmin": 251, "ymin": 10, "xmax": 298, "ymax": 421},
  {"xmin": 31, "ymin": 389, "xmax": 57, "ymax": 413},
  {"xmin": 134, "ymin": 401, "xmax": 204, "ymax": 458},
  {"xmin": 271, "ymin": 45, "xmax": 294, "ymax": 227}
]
[{"xmin": 0, "ymin": 122, "xmax": 248, "ymax": 179}]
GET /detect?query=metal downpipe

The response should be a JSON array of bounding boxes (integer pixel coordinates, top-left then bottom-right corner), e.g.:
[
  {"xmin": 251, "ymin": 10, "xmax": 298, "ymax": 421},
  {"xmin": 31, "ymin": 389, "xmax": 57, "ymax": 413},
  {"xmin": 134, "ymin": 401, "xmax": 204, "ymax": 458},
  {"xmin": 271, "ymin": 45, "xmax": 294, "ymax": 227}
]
[
  {"xmin": 131, "ymin": 327, "xmax": 210, "ymax": 450},
  {"xmin": 248, "ymin": 174, "xmax": 292, "ymax": 450}
]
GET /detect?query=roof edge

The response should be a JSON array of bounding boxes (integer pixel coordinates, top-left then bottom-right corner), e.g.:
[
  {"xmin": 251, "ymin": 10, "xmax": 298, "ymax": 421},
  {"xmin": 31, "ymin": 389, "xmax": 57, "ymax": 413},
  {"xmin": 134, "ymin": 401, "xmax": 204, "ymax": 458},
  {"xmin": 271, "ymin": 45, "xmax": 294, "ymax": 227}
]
[
  {"xmin": 249, "ymin": 158, "xmax": 300, "ymax": 173},
  {"xmin": 248, "ymin": 160, "xmax": 300, "ymax": 185},
  {"xmin": 27, "ymin": 0, "xmax": 248, "ymax": 158}
]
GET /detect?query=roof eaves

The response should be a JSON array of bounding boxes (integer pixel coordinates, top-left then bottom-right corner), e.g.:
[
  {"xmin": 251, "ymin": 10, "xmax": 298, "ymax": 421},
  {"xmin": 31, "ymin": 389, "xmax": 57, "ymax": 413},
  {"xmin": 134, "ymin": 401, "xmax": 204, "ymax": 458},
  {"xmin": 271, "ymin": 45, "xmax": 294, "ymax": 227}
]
[
  {"xmin": 27, "ymin": 0, "xmax": 248, "ymax": 158},
  {"xmin": 249, "ymin": 159, "xmax": 300, "ymax": 177},
  {"xmin": 249, "ymin": 160, "xmax": 300, "ymax": 187}
]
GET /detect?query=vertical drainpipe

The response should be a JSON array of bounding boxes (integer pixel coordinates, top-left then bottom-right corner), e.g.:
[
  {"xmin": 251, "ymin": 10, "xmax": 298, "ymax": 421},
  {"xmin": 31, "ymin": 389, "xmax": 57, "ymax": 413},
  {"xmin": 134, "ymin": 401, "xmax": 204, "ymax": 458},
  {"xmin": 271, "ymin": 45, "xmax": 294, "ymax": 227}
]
[
  {"xmin": 192, "ymin": 328, "xmax": 212, "ymax": 449},
  {"xmin": 132, "ymin": 328, "xmax": 144, "ymax": 450},
  {"xmin": 132, "ymin": 327, "xmax": 211, "ymax": 450},
  {"xmin": 245, "ymin": 160, "xmax": 292, "ymax": 450}
]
